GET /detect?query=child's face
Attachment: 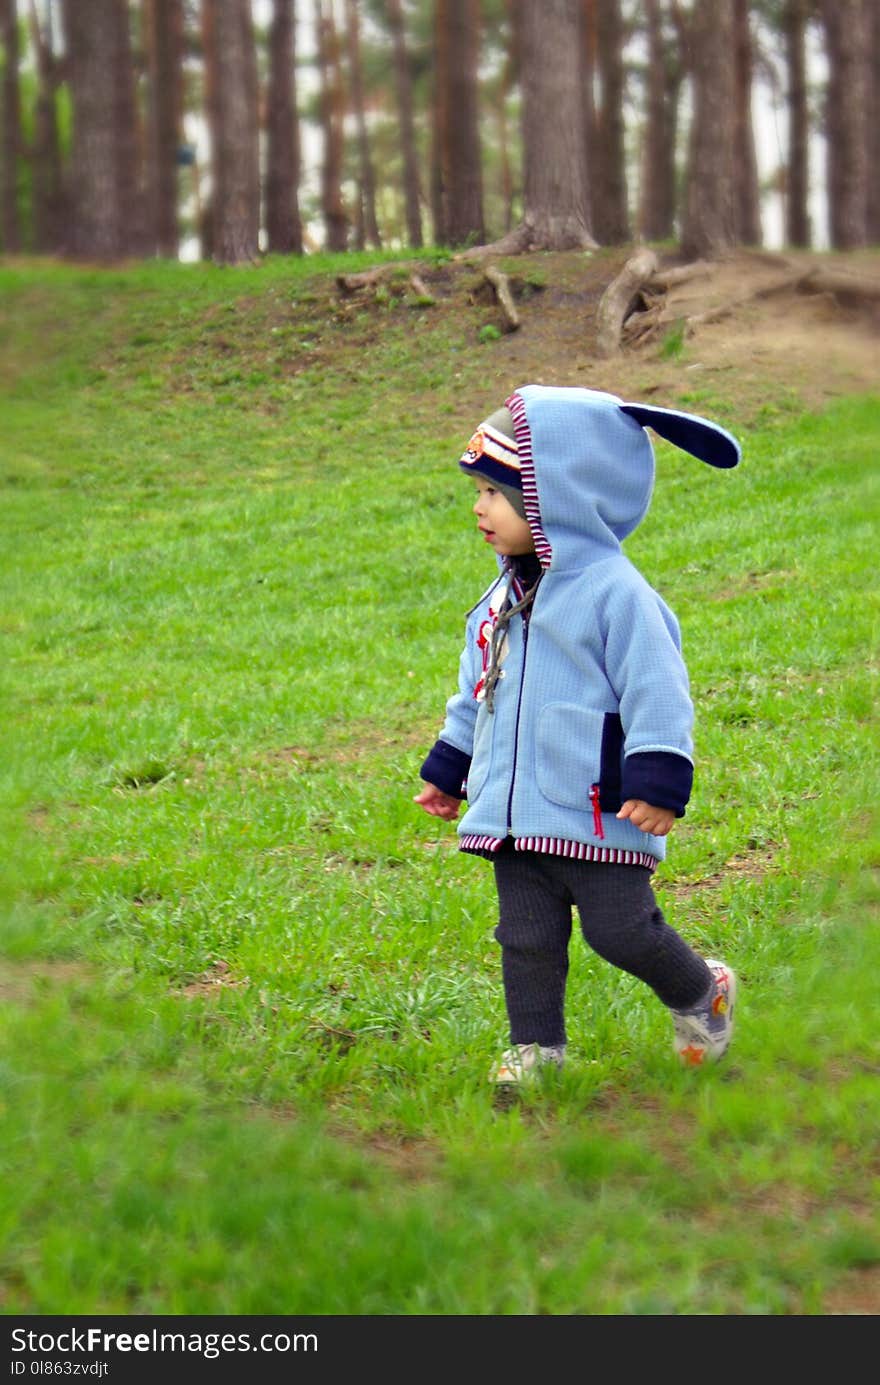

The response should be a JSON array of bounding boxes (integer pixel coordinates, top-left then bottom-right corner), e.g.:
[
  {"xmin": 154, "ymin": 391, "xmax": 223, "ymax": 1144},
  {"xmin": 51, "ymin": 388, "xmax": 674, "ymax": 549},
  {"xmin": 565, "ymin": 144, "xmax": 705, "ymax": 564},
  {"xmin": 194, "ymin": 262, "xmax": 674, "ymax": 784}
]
[{"xmin": 471, "ymin": 477, "xmax": 535, "ymax": 556}]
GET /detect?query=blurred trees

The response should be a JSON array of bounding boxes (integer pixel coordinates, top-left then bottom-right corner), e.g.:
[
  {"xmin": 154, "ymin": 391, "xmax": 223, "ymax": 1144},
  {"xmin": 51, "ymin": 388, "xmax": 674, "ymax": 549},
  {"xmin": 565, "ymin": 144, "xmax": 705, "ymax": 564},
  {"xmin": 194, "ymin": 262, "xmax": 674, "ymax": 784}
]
[
  {"xmin": 145, "ymin": 0, "xmax": 185, "ymax": 257},
  {"xmin": 431, "ymin": 0, "xmax": 484, "ymax": 247},
  {"xmin": 680, "ymin": 0, "xmax": 736, "ymax": 258},
  {"xmin": 60, "ymin": 0, "xmax": 146, "ymax": 259},
  {"xmin": 499, "ymin": 0, "xmax": 595, "ymax": 251},
  {"xmin": 266, "ymin": 0, "xmax": 305, "ymax": 254},
  {"xmin": 821, "ymin": 0, "xmax": 868, "ymax": 249},
  {"xmin": 0, "ymin": 0, "xmax": 876, "ymax": 264},
  {"xmin": 203, "ymin": 0, "xmax": 260, "ymax": 261},
  {"xmin": 1, "ymin": 0, "xmax": 20, "ymax": 251},
  {"xmin": 26, "ymin": 0, "xmax": 64, "ymax": 253}
]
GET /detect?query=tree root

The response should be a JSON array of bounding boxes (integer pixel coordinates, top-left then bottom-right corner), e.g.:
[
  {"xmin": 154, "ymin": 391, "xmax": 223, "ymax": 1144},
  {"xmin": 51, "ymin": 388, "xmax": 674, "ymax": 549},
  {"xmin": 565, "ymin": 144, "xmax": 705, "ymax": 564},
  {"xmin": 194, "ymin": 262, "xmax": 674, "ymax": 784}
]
[
  {"xmin": 335, "ymin": 262, "xmax": 436, "ymax": 306},
  {"xmin": 603, "ymin": 250, "xmax": 880, "ymax": 354},
  {"xmin": 483, "ymin": 264, "xmax": 520, "ymax": 331},
  {"xmin": 595, "ymin": 247, "xmax": 659, "ymax": 357}
]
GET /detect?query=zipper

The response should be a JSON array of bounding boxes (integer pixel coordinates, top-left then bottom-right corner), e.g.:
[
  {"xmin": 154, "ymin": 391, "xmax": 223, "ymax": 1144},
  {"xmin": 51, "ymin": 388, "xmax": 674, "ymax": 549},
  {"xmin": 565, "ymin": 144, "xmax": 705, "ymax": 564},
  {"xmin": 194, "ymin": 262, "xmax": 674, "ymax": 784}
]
[{"xmin": 590, "ymin": 783, "xmax": 605, "ymax": 839}]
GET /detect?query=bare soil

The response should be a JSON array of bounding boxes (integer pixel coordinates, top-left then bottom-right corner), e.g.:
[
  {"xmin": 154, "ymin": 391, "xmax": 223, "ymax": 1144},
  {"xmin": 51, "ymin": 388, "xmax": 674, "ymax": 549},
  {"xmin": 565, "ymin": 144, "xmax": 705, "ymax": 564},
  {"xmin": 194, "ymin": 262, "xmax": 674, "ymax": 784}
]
[{"xmin": 431, "ymin": 245, "xmax": 879, "ymax": 424}]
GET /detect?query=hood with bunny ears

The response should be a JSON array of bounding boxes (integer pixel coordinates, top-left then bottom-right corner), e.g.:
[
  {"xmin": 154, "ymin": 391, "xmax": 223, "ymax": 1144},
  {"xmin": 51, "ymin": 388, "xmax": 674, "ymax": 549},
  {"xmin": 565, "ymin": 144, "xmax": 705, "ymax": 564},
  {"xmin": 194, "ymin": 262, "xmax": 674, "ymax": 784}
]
[{"xmin": 504, "ymin": 385, "xmax": 740, "ymax": 571}]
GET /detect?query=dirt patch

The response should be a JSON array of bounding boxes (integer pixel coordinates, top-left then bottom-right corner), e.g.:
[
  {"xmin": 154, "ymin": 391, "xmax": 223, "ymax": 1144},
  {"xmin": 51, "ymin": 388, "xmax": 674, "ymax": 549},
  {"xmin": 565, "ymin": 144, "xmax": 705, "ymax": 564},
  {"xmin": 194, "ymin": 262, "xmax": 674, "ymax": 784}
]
[
  {"xmin": 0, "ymin": 957, "xmax": 93, "ymax": 1004},
  {"xmin": 664, "ymin": 841, "xmax": 782, "ymax": 897},
  {"xmin": 174, "ymin": 958, "xmax": 249, "ymax": 999},
  {"xmin": 823, "ymin": 1264, "xmax": 880, "ymax": 1316},
  {"xmin": 473, "ymin": 246, "xmax": 879, "ymax": 422},
  {"xmin": 374, "ymin": 245, "xmax": 879, "ymax": 428}
]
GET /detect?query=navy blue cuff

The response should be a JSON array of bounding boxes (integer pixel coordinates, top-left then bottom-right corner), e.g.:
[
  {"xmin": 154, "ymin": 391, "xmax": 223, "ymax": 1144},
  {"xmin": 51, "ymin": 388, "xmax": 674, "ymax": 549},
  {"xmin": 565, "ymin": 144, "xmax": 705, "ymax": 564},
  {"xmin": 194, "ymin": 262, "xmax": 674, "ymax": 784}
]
[
  {"xmin": 420, "ymin": 739, "xmax": 471, "ymax": 800},
  {"xmin": 621, "ymin": 751, "xmax": 693, "ymax": 817}
]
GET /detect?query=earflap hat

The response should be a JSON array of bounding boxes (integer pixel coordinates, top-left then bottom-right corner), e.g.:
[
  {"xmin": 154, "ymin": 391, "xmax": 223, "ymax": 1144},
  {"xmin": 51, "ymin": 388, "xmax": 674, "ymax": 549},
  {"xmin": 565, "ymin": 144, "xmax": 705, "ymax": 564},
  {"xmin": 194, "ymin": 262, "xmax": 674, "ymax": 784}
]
[{"xmin": 458, "ymin": 405, "xmax": 526, "ymax": 518}]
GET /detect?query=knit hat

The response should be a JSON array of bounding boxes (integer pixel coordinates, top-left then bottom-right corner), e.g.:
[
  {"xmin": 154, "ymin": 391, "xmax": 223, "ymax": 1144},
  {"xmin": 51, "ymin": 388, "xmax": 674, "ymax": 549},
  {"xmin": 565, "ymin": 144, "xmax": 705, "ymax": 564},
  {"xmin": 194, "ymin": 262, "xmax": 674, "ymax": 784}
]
[{"xmin": 458, "ymin": 405, "xmax": 526, "ymax": 518}]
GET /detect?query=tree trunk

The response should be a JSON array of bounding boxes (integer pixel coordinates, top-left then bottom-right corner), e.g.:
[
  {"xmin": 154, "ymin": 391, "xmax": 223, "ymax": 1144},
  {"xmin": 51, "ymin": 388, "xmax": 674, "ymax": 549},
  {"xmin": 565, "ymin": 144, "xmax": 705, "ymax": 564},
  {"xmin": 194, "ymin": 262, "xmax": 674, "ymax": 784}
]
[
  {"xmin": 783, "ymin": 0, "xmax": 810, "ymax": 247},
  {"xmin": 386, "ymin": 0, "xmax": 422, "ymax": 248},
  {"xmin": 112, "ymin": 0, "xmax": 147, "ymax": 255},
  {"xmin": 638, "ymin": 0, "xmax": 681, "ymax": 242},
  {"xmin": 27, "ymin": 0, "xmax": 65, "ymax": 253},
  {"xmin": 867, "ymin": 0, "xmax": 880, "ymax": 243},
  {"xmin": 144, "ymin": 0, "xmax": 183, "ymax": 258},
  {"xmin": 1, "ymin": 0, "xmax": 21, "ymax": 251},
  {"xmin": 345, "ymin": 0, "xmax": 381, "ymax": 249},
  {"xmin": 498, "ymin": 12, "xmax": 516, "ymax": 234},
  {"xmin": 266, "ymin": 0, "xmax": 304, "ymax": 254},
  {"xmin": 61, "ymin": 0, "xmax": 142, "ymax": 261},
  {"xmin": 680, "ymin": 0, "xmax": 736, "ymax": 260},
  {"xmin": 430, "ymin": 0, "xmax": 448, "ymax": 244},
  {"xmin": 504, "ymin": 0, "xmax": 596, "ymax": 250},
  {"xmin": 822, "ymin": 0, "xmax": 868, "ymax": 249},
  {"xmin": 203, "ymin": 0, "xmax": 260, "ymax": 264},
  {"xmin": 732, "ymin": 0, "xmax": 761, "ymax": 245},
  {"xmin": 315, "ymin": 0, "xmax": 348, "ymax": 251},
  {"xmin": 592, "ymin": 0, "xmax": 629, "ymax": 244},
  {"xmin": 434, "ymin": 0, "xmax": 484, "ymax": 247},
  {"xmin": 581, "ymin": 0, "xmax": 597, "ymax": 222}
]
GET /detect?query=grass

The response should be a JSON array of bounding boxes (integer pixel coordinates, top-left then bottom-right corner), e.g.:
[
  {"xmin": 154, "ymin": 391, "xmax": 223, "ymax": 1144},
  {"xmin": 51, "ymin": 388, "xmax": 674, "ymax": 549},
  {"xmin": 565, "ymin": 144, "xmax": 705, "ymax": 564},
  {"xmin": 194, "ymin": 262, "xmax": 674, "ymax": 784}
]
[{"xmin": 1, "ymin": 253, "xmax": 879, "ymax": 1316}]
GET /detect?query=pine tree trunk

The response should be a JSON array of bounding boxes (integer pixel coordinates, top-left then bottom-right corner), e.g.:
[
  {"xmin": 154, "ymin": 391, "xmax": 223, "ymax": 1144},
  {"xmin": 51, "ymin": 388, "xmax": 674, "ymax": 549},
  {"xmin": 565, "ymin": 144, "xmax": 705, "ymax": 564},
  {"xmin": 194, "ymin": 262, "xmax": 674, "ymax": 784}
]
[
  {"xmin": 345, "ymin": 0, "xmax": 381, "ymax": 249},
  {"xmin": 266, "ymin": 0, "xmax": 304, "ymax": 254},
  {"xmin": 581, "ymin": 0, "xmax": 597, "ymax": 222},
  {"xmin": 680, "ymin": 0, "xmax": 736, "ymax": 260},
  {"xmin": 496, "ymin": 13, "xmax": 515, "ymax": 234},
  {"xmin": 592, "ymin": 0, "xmax": 629, "ymax": 244},
  {"xmin": 823, "ymin": 0, "xmax": 868, "ymax": 249},
  {"xmin": 430, "ymin": 0, "xmax": 448, "ymax": 244},
  {"xmin": 27, "ymin": 0, "xmax": 65, "ymax": 253},
  {"xmin": 144, "ymin": 0, "xmax": 183, "ymax": 258},
  {"xmin": 732, "ymin": 0, "xmax": 761, "ymax": 245},
  {"xmin": 315, "ymin": 0, "xmax": 348, "ymax": 251},
  {"xmin": 638, "ymin": 0, "xmax": 680, "ymax": 242},
  {"xmin": 112, "ymin": 0, "xmax": 147, "ymax": 255},
  {"xmin": 783, "ymin": 0, "xmax": 810, "ymax": 247},
  {"xmin": 386, "ymin": 0, "xmax": 421, "ymax": 248},
  {"xmin": 61, "ymin": 0, "xmax": 138, "ymax": 261},
  {"xmin": 510, "ymin": 0, "xmax": 595, "ymax": 249},
  {"xmin": 1, "ymin": 0, "xmax": 21, "ymax": 251},
  {"xmin": 203, "ymin": 0, "xmax": 260, "ymax": 264},
  {"xmin": 437, "ymin": 0, "xmax": 484, "ymax": 247},
  {"xmin": 867, "ymin": 0, "xmax": 880, "ymax": 242}
]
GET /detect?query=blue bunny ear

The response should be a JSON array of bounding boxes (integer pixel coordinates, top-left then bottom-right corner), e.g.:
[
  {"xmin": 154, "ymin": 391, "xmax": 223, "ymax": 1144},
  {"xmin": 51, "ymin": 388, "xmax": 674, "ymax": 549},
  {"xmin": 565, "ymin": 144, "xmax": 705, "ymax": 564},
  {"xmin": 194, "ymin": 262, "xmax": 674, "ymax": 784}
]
[{"xmin": 620, "ymin": 403, "xmax": 741, "ymax": 469}]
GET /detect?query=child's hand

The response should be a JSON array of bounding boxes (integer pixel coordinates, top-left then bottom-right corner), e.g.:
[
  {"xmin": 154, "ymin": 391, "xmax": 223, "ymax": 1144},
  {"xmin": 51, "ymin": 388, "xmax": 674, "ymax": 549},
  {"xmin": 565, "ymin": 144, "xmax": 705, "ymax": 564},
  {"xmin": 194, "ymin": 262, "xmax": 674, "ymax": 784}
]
[
  {"xmin": 617, "ymin": 799, "xmax": 675, "ymax": 836},
  {"xmin": 413, "ymin": 783, "xmax": 462, "ymax": 821}
]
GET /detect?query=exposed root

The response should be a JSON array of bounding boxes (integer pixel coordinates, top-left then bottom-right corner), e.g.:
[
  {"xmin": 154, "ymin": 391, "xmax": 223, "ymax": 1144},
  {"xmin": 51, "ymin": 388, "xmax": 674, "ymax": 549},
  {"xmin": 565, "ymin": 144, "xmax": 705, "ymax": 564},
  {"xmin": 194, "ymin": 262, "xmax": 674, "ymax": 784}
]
[{"xmin": 483, "ymin": 264, "xmax": 520, "ymax": 331}]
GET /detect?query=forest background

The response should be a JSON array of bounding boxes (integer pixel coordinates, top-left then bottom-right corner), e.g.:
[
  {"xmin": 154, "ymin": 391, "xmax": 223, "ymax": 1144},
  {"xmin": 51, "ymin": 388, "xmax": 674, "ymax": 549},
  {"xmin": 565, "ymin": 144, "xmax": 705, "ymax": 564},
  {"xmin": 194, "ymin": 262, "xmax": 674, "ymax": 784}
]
[
  {"xmin": 1, "ymin": 0, "xmax": 879, "ymax": 267},
  {"xmin": 1, "ymin": 0, "xmax": 879, "ymax": 1326}
]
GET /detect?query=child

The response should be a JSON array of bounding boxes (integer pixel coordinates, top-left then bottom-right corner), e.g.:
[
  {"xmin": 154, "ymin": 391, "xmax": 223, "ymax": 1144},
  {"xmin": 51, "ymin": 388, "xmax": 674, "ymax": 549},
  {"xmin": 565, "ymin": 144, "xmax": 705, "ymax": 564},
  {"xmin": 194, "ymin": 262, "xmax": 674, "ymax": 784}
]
[{"xmin": 414, "ymin": 385, "xmax": 741, "ymax": 1087}]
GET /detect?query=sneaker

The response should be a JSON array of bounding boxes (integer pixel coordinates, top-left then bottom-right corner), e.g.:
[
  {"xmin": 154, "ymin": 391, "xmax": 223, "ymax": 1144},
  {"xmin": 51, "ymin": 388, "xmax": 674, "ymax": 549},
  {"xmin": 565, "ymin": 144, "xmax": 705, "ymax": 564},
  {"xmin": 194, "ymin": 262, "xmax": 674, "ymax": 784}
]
[
  {"xmin": 671, "ymin": 959, "xmax": 737, "ymax": 1067},
  {"xmin": 490, "ymin": 1042, "xmax": 566, "ymax": 1087}
]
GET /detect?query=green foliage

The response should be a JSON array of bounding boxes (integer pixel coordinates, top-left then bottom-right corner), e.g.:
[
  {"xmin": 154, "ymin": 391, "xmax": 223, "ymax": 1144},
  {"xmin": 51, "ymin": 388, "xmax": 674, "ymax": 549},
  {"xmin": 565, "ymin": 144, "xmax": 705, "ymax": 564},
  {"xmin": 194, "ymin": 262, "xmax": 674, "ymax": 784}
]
[
  {"xmin": 477, "ymin": 322, "xmax": 503, "ymax": 343},
  {"xmin": 1, "ymin": 258, "xmax": 878, "ymax": 1315}
]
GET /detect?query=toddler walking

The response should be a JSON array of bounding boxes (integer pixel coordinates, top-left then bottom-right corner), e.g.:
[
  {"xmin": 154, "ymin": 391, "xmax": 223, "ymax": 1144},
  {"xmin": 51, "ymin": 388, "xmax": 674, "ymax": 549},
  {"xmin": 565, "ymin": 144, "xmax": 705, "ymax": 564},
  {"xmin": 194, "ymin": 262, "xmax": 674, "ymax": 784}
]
[{"xmin": 415, "ymin": 385, "xmax": 740, "ymax": 1086}]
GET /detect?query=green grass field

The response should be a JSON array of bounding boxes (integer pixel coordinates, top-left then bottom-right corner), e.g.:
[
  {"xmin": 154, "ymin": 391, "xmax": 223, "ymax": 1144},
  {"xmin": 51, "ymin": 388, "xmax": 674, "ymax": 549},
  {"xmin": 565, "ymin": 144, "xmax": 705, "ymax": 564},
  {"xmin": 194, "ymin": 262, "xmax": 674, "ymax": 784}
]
[{"xmin": 1, "ymin": 254, "xmax": 879, "ymax": 1315}]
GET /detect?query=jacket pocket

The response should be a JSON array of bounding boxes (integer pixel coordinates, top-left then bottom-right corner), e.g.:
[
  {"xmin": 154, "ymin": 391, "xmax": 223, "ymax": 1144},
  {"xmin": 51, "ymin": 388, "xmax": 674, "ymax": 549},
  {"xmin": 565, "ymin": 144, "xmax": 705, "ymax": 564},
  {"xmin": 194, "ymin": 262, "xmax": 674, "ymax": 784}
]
[
  {"xmin": 535, "ymin": 704, "xmax": 602, "ymax": 810},
  {"xmin": 535, "ymin": 705, "xmax": 624, "ymax": 812},
  {"xmin": 463, "ymin": 707, "xmax": 493, "ymax": 803}
]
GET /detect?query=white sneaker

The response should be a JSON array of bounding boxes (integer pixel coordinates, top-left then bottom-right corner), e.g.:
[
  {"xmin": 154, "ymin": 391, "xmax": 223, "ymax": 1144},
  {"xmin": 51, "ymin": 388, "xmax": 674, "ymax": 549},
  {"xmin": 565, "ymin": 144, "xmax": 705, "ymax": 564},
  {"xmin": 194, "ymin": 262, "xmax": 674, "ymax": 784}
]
[
  {"xmin": 490, "ymin": 1042, "xmax": 566, "ymax": 1087},
  {"xmin": 671, "ymin": 959, "xmax": 737, "ymax": 1067}
]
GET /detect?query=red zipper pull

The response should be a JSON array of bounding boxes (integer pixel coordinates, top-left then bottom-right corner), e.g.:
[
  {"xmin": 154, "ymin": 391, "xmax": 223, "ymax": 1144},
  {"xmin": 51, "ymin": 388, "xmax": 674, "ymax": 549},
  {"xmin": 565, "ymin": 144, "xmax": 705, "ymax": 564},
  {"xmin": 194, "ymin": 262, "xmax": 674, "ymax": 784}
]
[{"xmin": 590, "ymin": 783, "xmax": 605, "ymax": 839}]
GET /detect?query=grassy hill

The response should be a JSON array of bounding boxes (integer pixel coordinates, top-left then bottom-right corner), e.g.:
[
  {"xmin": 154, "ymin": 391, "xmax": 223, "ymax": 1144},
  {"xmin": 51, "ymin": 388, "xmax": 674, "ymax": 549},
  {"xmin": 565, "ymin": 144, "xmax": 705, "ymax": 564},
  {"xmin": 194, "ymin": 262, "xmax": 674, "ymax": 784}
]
[{"xmin": 1, "ymin": 248, "xmax": 879, "ymax": 1317}]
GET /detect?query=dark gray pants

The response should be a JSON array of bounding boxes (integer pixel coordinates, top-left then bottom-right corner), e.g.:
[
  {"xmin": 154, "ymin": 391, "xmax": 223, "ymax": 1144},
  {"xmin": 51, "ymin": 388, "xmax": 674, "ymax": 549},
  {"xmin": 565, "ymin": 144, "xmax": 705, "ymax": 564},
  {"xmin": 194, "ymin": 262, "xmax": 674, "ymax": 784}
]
[{"xmin": 493, "ymin": 849, "xmax": 712, "ymax": 1047}]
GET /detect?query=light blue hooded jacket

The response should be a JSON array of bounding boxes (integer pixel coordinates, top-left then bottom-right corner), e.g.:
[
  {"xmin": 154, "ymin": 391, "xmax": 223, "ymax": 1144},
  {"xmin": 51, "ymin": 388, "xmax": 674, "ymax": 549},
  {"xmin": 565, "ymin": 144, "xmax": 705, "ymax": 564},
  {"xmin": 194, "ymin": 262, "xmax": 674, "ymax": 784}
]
[{"xmin": 420, "ymin": 384, "xmax": 740, "ymax": 866}]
